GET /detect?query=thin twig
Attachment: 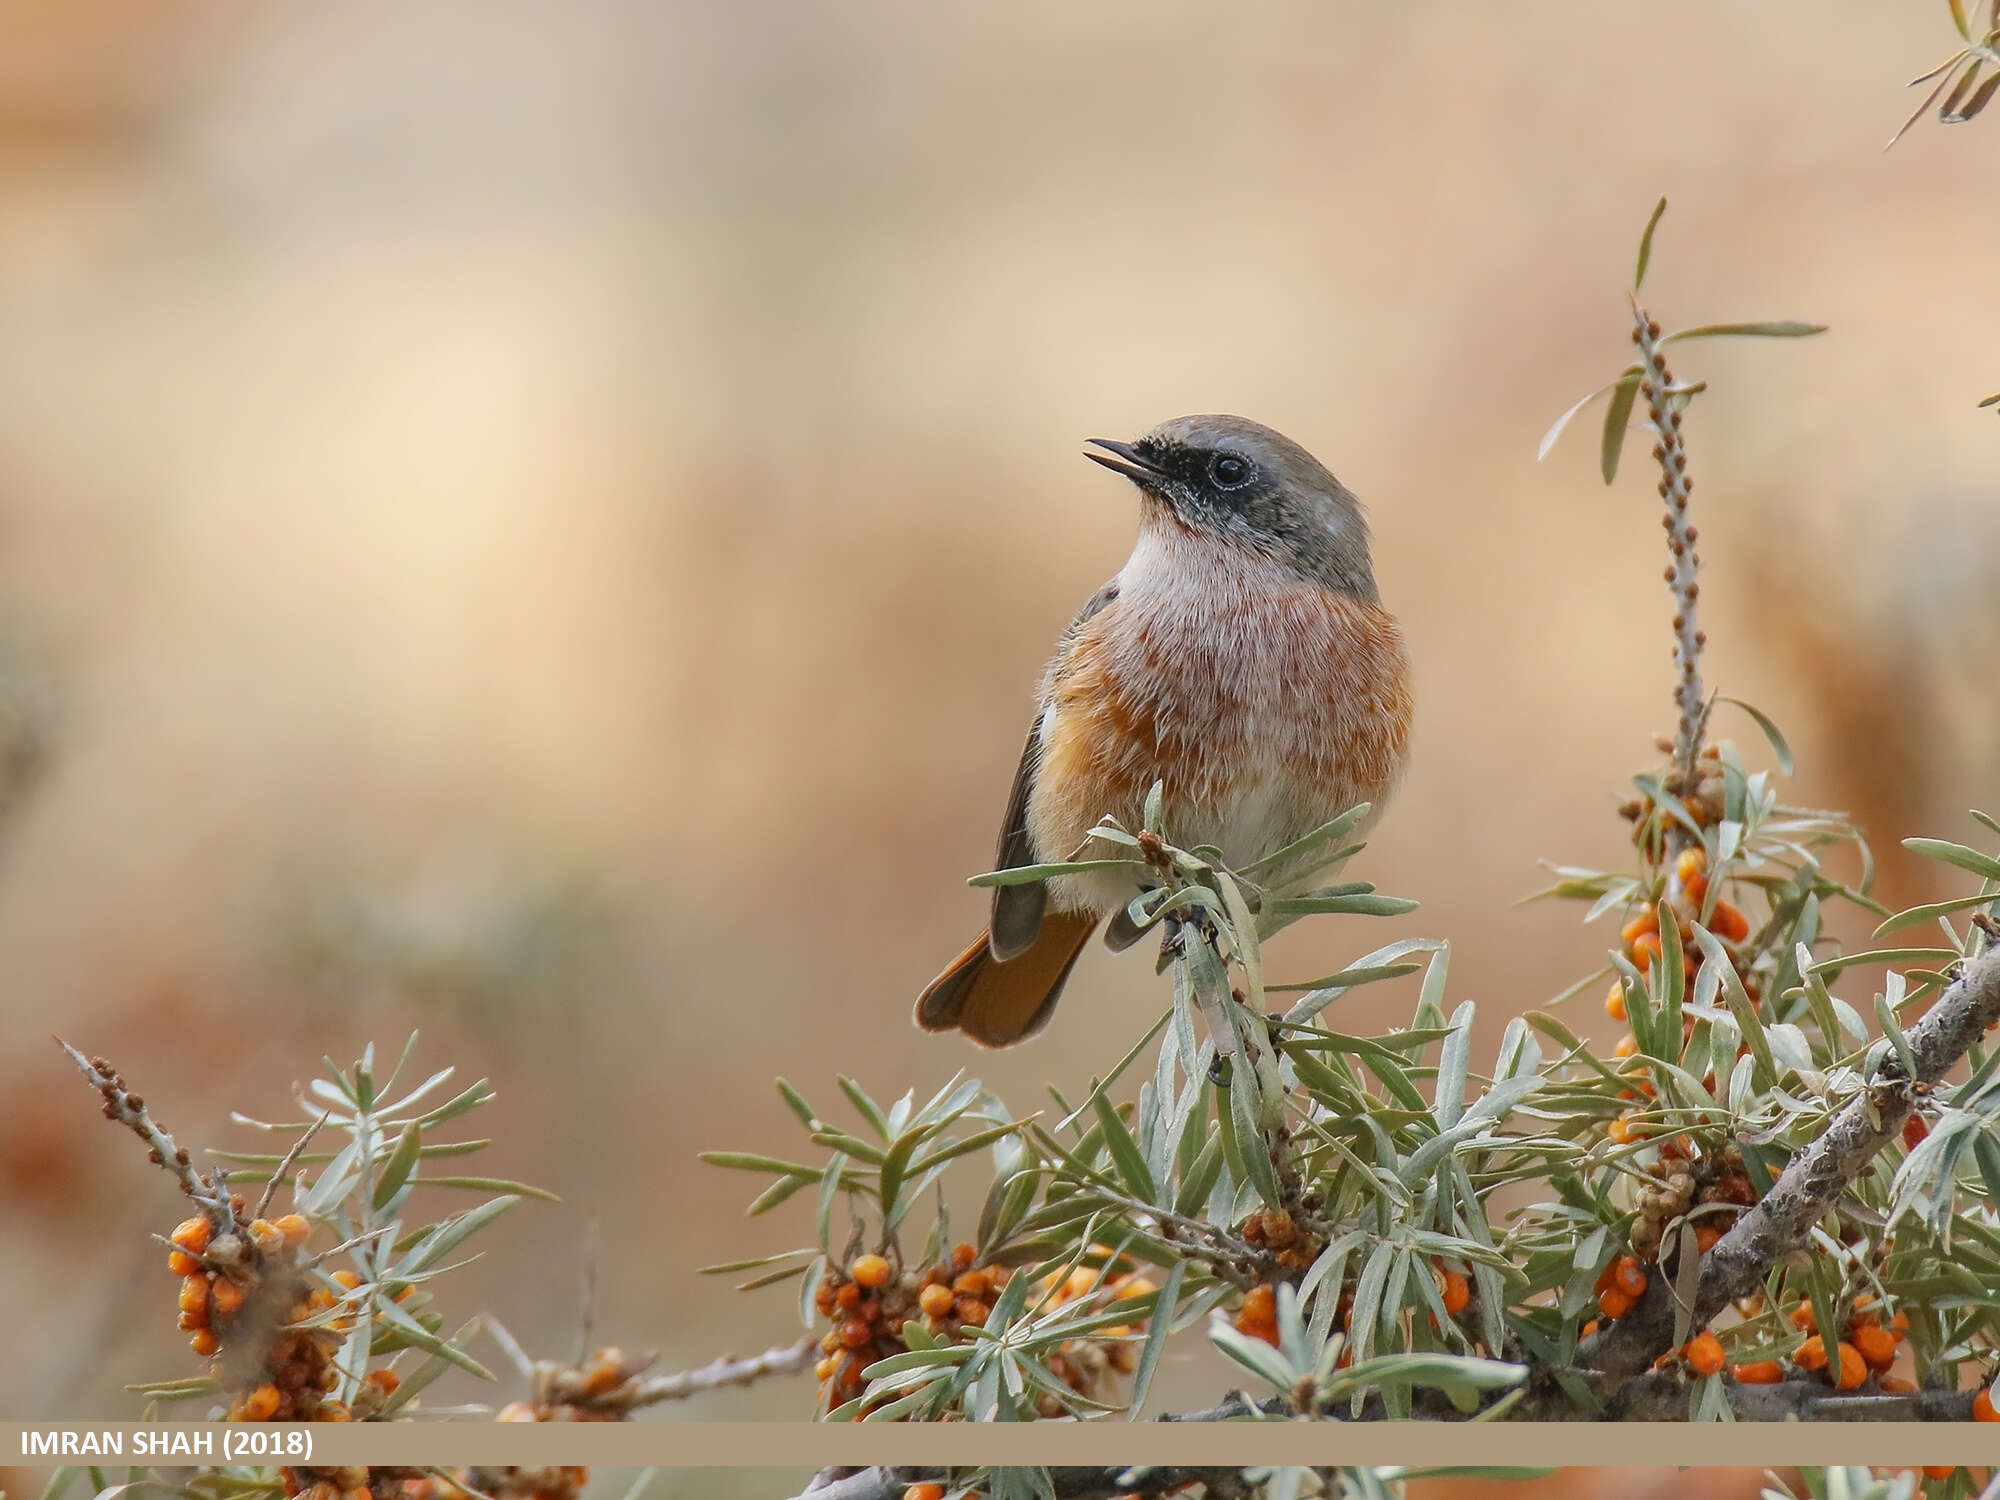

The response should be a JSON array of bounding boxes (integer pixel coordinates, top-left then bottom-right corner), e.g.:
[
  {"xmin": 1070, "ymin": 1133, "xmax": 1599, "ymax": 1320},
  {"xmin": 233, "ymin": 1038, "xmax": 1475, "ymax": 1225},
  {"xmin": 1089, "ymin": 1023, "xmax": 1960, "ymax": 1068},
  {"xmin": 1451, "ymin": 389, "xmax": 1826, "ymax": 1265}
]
[
  {"xmin": 629, "ymin": 1336, "xmax": 816, "ymax": 1407},
  {"xmin": 55, "ymin": 1037, "xmax": 236, "ymax": 1227},
  {"xmin": 254, "ymin": 1111, "xmax": 329, "ymax": 1221}
]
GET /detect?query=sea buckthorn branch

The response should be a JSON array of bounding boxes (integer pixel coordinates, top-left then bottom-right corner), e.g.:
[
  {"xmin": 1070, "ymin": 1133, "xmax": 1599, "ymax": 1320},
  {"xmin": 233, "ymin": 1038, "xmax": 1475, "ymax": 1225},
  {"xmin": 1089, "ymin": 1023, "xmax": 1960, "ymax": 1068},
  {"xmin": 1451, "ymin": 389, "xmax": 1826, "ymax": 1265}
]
[
  {"xmin": 625, "ymin": 1335, "xmax": 816, "ymax": 1406},
  {"xmin": 57, "ymin": 1037, "xmax": 237, "ymax": 1228},
  {"xmin": 1577, "ymin": 940, "xmax": 2000, "ymax": 1390},
  {"xmin": 1629, "ymin": 300, "xmax": 1706, "ymax": 825}
]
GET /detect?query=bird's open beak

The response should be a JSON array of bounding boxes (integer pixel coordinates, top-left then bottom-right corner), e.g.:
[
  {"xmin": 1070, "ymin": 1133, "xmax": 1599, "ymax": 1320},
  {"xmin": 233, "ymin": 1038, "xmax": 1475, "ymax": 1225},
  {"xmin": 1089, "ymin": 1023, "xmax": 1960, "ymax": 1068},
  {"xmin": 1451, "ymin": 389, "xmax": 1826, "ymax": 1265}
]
[{"xmin": 1083, "ymin": 437, "xmax": 1167, "ymax": 487}]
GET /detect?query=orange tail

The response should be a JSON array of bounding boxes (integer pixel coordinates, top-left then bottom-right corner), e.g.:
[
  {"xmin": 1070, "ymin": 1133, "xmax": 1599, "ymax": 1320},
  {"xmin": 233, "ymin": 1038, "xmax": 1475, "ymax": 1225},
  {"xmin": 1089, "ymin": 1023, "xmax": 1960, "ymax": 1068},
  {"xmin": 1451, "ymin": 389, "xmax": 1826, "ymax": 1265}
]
[{"xmin": 914, "ymin": 909, "xmax": 1098, "ymax": 1047}]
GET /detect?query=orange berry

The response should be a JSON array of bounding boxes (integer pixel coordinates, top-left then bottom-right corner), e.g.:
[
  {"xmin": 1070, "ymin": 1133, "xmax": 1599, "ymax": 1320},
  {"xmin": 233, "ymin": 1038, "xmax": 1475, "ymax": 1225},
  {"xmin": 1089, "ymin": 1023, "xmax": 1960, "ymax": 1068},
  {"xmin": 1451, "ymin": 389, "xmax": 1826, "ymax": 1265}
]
[
  {"xmin": 1240, "ymin": 1284, "xmax": 1276, "ymax": 1324},
  {"xmin": 836, "ymin": 1282, "xmax": 863, "ymax": 1311},
  {"xmin": 167, "ymin": 1249, "xmax": 201, "ymax": 1277},
  {"xmin": 1731, "ymin": 1360, "xmax": 1783, "ymax": 1384},
  {"xmin": 274, "ymin": 1214, "xmax": 311, "ymax": 1250},
  {"xmin": 240, "ymin": 1384, "xmax": 281, "ymax": 1421},
  {"xmin": 178, "ymin": 1274, "xmax": 211, "ymax": 1322},
  {"xmin": 1879, "ymin": 1375, "xmax": 1918, "ymax": 1394},
  {"xmin": 1710, "ymin": 901, "xmax": 1750, "ymax": 943},
  {"xmin": 814, "ymin": 1278, "xmax": 837, "ymax": 1315},
  {"xmin": 1694, "ymin": 1224, "xmax": 1722, "ymax": 1254},
  {"xmin": 1439, "ymin": 1268, "xmax": 1470, "ymax": 1316},
  {"xmin": 1597, "ymin": 1286, "xmax": 1635, "ymax": 1320},
  {"xmin": 1904, "ymin": 1114, "xmax": 1930, "ymax": 1150},
  {"xmin": 1580, "ymin": 1319, "xmax": 1599, "ymax": 1338},
  {"xmin": 1789, "ymin": 1303, "xmax": 1817, "ymax": 1332},
  {"xmin": 1614, "ymin": 1033, "xmax": 1640, "ymax": 1060},
  {"xmin": 1630, "ymin": 932, "xmax": 1663, "ymax": 971},
  {"xmin": 819, "ymin": 1330, "xmax": 840, "ymax": 1355},
  {"xmin": 1795, "ymin": 1335, "xmax": 1828, "ymax": 1371},
  {"xmin": 904, "ymin": 1488, "xmax": 947, "ymax": 1500},
  {"xmin": 814, "ymin": 1356, "xmax": 837, "ymax": 1382},
  {"xmin": 952, "ymin": 1270, "xmax": 991, "ymax": 1299},
  {"xmin": 1852, "ymin": 1323, "xmax": 1898, "ymax": 1371},
  {"xmin": 1604, "ymin": 980, "xmax": 1627, "ymax": 1020},
  {"xmin": 246, "ymin": 1219, "xmax": 286, "ymax": 1257},
  {"xmin": 1608, "ymin": 1113, "xmax": 1638, "ymax": 1146},
  {"xmin": 956, "ymin": 1299, "xmax": 991, "ymax": 1327},
  {"xmin": 849, "ymin": 1254, "xmax": 892, "ymax": 1289},
  {"xmin": 1620, "ymin": 910, "xmax": 1661, "ymax": 947},
  {"xmin": 170, "ymin": 1216, "xmax": 213, "ymax": 1255},
  {"xmin": 838, "ymin": 1318, "xmax": 871, "ymax": 1350},
  {"xmin": 366, "ymin": 1369, "xmax": 400, "ymax": 1396},
  {"xmin": 189, "ymin": 1328, "xmax": 220, "ymax": 1357},
  {"xmin": 919, "ymin": 1283, "xmax": 955, "ymax": 1319},
  {"xmin": 1613, "ymin": 1257, "xmax": 1648, "ymax": 1299},
  {"xmin": 1683, "ymin": 871, "xmax": 1710, "ymax": 907},
  {"xmin": 1974, "ymin": 1388, "xmax": 1999, "ymax": 1422},
  {"xmin": 1831, "ymin": 1341, "xmax": 1866, "ymax": 1389},
  {"xmin": 209, "ymin": 1277, "xmax": 246, "ymax": 1319},
  {"xmin": 949, "ymin": 1243, "xmax": 977, "ymax": 1274},
  {"xmin": 1683, "ymin": 1331, "xmax": 1725, "ymax": 1376},
  {"xmin": 1923, "ymin": 1469, "xmax": 1955, "ymax": 1482},
  {"xmin": 331, "ymin": 1270, "xmax": 361, "ymax": 1291}
]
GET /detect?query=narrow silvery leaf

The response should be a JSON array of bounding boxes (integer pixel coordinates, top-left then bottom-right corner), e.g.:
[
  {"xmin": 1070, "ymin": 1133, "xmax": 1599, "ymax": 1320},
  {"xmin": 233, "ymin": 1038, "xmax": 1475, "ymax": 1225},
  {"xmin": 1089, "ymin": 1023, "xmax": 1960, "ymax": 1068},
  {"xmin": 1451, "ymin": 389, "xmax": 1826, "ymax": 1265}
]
[
  {"xmin": 1435, "ymin": 1001, "xmax": 1474, "ymax": 1130},
  {"xmin": 1599, "ymin": 374, "xmax": 1641, "ymax": 485},
  {"xmin": 1634, "ymin": 196, "xmax": 1669, "ymax": 289}
]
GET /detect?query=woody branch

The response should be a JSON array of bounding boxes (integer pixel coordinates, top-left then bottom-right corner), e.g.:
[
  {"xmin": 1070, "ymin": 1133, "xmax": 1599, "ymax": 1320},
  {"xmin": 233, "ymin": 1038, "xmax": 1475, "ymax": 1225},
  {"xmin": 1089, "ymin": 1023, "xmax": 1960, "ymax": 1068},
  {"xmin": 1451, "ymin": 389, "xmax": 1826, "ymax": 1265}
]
[{"xmin": 1577, "ymin": 936, "xmax": 2000, "ymax": 1392}]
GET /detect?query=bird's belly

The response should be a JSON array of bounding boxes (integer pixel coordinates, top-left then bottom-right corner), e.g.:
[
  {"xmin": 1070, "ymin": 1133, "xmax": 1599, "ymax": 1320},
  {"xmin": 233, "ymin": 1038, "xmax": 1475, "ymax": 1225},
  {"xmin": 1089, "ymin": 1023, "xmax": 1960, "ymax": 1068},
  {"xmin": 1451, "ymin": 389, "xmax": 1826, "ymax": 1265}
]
[{"xmin": 1027, "ymin": 576, "xmax": 1410, "ymax": 915}]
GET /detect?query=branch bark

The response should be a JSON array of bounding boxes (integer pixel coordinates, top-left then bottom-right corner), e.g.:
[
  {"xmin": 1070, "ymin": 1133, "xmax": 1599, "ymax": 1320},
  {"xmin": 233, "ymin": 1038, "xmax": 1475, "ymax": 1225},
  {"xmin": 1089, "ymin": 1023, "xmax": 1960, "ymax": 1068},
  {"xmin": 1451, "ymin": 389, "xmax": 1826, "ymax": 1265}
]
[
  {"xmin": 628, "ymin": 1336, "xmax": 815, "ymax": 1407},
  {"xmin": 1578, "ymin": 940, "xmax": 2000, "ymax": 1387}
]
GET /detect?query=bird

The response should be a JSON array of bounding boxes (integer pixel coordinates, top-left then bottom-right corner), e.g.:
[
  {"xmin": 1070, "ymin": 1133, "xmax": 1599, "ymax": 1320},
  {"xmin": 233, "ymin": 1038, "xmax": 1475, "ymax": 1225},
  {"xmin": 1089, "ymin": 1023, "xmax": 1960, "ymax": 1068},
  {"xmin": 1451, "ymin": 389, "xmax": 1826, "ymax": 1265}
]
[{"xmin": 914, "ymin": 414, "xmax": 1413, "ymax": 1047}]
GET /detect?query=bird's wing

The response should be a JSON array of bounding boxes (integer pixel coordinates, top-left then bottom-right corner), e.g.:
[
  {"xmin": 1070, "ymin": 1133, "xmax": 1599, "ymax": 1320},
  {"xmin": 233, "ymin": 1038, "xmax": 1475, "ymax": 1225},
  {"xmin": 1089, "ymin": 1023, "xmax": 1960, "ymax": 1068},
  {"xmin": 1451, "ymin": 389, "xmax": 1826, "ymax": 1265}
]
[{"xmin": 987, "ymin": 578, "xmax": 1120, "ymax": 960}]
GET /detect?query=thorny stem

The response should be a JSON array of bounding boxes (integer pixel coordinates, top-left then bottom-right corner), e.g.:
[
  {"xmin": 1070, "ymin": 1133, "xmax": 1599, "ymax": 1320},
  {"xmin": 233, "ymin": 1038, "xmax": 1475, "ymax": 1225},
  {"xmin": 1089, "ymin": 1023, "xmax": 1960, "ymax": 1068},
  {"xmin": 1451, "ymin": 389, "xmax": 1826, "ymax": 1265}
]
[
  {"xmin": 629, "ymin": 1336, "xmax": 816, "ymax": 1407},
  {"xmin": 1632, "ymin": 301, "xmax": 1706, "ymax": 845},
  {"xmin": 56, "ymin": 1037, "xmax": 236, "ymax": 1229},
  {"xmin": 1577, "ymin": 940, "xmax": 2000, "ymax": 1389}
]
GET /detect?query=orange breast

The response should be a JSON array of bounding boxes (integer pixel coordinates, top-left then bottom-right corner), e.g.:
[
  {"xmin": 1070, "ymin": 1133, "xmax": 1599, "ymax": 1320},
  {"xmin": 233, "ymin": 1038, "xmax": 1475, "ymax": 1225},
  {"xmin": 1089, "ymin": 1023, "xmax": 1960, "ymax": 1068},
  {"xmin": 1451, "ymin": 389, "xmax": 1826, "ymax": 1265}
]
[{"xmin": 1028, "ymin": 535, "xmax": 1412, "ymax": 915}]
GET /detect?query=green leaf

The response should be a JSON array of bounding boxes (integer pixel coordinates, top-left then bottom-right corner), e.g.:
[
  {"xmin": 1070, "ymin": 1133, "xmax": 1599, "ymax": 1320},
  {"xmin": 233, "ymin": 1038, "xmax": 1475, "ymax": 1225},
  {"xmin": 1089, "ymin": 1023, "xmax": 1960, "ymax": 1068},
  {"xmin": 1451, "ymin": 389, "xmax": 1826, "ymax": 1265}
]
[
  {"xmin": 418, "ymin": 1175, "xmax": 560, "ymax": 1202},
  {"xmin": 1599, "ymin": 374, "xmax": 1641, "ymax": 484},
  {"xmin": 1092, "ymin": 1093, "xmax": 1158, "ymax": 1204},
  {"xmin": 1538, "ymin": 372, "xmax": 1640, "ymax": 462},
  {"xmin": 1660, "ymin": 321, "xmax": 1828, "ymax": 343},
  {"xmin": 371, "ymin": 1123, "xmax": 423, "ymax": 1211},
  {"xmin": 1210, "ymin": 1320, "xmax": 1298, "ymax": 1393},
  {"xmin": 1980, "ymin": 393, "xmax": 2000, "ymax": 409},
  {"xmin": 837, "ymin": 1077, "xmax": 890, "ymax": 1138},
  {"xmin": 1905, "ymin": 837, "xmax": 2000, "ymax": 882},
  {"xmin": 1872, "ymin": 890, "xmax": 2000, "ymax": 938},
  {"xmin": 1951, "ymin": 0, "xmax": 1972, "ymax": 39},
  {"xmin": 968, "ymin": 858, "xmax": 1148, "ymax": 887},
  {"xmin": 1718, "ymin": 696, "xmax": 1796, "ymax": 776},
  {"xmin": 1125, "ymin": 1258, "xmax": 1185, "ymax": 1419},
  {"xmin": 398, "ymin": 1195, "xmax": 518, "ymax": 1274},
  {"xmin": 697, "ymin": 1150, "xmax": 820, "ymax": 1179},
  {"xmin": 1634, "ymin": 196, "xmax": 1669, "ymax": 290}
]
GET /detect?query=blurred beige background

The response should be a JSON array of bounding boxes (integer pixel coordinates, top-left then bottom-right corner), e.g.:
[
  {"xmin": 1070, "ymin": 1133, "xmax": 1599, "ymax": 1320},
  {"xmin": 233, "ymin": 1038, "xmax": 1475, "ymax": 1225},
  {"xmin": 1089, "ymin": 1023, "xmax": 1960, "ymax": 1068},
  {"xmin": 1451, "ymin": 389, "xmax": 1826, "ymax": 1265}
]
[{"xmin": 0, "ymin": 1, "xmax": 1994, "ymax": 1493}]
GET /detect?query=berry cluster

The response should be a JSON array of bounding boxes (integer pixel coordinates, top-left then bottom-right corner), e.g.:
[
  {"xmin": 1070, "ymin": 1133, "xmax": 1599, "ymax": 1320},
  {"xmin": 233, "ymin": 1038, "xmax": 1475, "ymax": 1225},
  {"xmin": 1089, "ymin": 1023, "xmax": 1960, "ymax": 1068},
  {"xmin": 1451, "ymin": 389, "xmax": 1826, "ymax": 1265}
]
[
  {"xmin": 1239, "ymin": 1209, "xmax": 1320, "ymax": 1273},
  {"xmin": 1604, "ymin": 844, "xmax": 1761, "ymax": 1145},
  {"xmin": 165, "ymin": 1209, "xmax": 362, "ymax": 1422},
  {"xmin": 1619, "ymin": 739, "xmax": 1730, "ymax": 860},
  {"xmin": 1628, "ymin": 1137, "xmax": 1755, "ymax": 1261},
  {"xmin": 811, "ymin": 1247, "xmax": 966, "ymax": 1411},
  {"xmin": 400, "ymin": 1349, "xmax": 651, "ymax": 1500},
  {"xmin": 1032, "ymin": 1257, "xmax": 1156, "ymax": 1411}
]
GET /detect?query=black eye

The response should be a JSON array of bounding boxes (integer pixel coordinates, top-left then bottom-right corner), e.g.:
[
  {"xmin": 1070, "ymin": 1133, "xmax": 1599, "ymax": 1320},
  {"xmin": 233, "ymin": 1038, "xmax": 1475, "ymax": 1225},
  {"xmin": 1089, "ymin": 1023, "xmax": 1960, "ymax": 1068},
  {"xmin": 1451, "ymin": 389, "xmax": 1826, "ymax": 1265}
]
[{"xmin": 1209, "ymin": 453, "xmax": 1250, "ymax": 488}]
